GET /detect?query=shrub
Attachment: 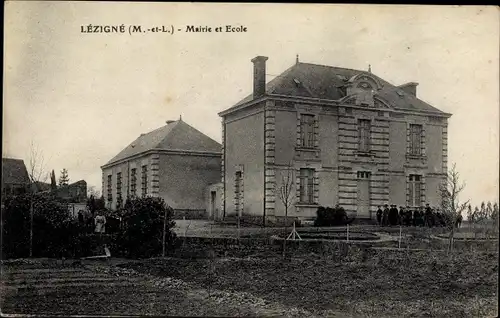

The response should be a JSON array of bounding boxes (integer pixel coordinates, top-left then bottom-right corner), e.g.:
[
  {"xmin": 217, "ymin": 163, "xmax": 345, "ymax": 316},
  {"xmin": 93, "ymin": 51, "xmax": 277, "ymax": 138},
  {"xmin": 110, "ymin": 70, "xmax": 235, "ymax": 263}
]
[
  {"xmin": 115, "ymin": 197, "xmax": 177, "ymax": 259},
  {"xmin": 1, "ymin": 193, "xmax": 79, "ymax": 259},
  {"xmin": 314, "ymin": 206, "xmax": 350, "ymax": 227}
]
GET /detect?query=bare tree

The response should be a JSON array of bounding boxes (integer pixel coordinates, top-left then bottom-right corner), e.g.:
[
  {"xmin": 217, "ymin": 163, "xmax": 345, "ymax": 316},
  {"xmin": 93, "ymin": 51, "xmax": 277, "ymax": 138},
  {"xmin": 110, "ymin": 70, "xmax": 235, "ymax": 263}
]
[
  {"xmin": 27, "ymin": 141, "xmax": 49, "ymax": 257},
  {"xmin": 87, "ymin": 186, "xmax": 101, "ymax": 198},
  {"xmin": 28, "ymin": 141, "xmax": 49, "ymax": 191},
  {"xmin": 440, "ymin": 163, "xmax": 470, "ymax": 254},
  {"xmin": 275, "ymin": 162, "xmax": 296, "ymax": 259}
]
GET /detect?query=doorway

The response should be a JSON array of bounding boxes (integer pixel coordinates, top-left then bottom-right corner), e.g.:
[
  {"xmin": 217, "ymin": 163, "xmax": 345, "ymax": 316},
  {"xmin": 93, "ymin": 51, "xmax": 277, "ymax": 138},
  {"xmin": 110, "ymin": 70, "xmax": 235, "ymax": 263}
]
[
  {"xmin": 357, "ymin": 171, "xmax": 371, "ymax": 219},
  {"xmin": 210, "ymin": 191, "xmax": 217, "ymax": 220}
]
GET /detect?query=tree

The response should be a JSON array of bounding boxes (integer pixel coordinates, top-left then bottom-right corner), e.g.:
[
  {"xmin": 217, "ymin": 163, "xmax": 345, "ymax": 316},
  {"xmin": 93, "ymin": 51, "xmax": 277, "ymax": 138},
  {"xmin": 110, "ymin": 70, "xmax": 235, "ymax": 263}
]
[
  {"xmin": 440, "ymin": 163, "xmax": 470, "ymax": 253},
  {"xmin": 2, "ymin": 193, "xmax": 74, "ymax": 259},
  {"xmin": 50, "ymin": 170, "xmax": 57, "ymax": 190},
  {"xmin": 87, "ymin": 186, "xmax": 101, "ymax": 198},
  {"xmin": 275, "ymin": 163, "xmax": 296, "ymax": 259},
  {"xmin": 27, "ymin": 141, "xmax": 50, "ymax": 257},
  {"xmin": 117, "ymin": 197, "xmax": 176, "ymax": 258},
  {"xmin": 87, "ymin": 195, "xmax": 106, "ymax": 217},
  {"xmin": 492, "ymin": 203, "xmax": 499, "ymax": 232},
  {"xmin": 466, "ymin": 204, "xmax": 473, "ymax": 230},
  {"xmin": 59, "ymin": 168, "xmax": 69, "ymax": 187}
]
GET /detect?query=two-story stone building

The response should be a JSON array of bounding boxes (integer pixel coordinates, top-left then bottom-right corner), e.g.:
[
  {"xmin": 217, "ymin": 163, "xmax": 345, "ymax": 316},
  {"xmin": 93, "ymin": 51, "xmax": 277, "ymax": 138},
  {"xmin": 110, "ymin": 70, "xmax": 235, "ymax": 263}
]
[
  {"xmin": 219, "ymin": 56, "xmax": 451, "ymax": 222},
  {"xmin": 101, "ymin": 118, "xmax": 222, "ymax": 217}
]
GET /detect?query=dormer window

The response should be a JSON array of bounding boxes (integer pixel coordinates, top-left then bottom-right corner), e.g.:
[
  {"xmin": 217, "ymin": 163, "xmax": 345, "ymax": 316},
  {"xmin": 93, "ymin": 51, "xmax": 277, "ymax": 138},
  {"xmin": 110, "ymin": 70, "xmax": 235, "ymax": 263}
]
[{"xmin": 357, "ymin": 82, "xmax": 372, "ymax": 90}]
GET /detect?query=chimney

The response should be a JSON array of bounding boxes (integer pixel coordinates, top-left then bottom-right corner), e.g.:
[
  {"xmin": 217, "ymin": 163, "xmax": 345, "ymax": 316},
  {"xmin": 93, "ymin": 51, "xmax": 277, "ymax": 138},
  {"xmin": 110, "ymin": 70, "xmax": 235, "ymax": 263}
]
[
  {"xmin": 398, "ymin": 82, "xmax": 418, "ymax": 97},
  {"xmin": 251, "ymin": 56, "xmax": 268, "ymax": 99}
]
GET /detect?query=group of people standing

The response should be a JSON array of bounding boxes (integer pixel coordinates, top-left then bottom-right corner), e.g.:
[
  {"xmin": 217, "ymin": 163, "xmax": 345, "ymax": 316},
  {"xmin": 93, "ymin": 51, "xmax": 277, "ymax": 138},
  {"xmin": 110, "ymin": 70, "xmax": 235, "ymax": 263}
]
[{"xmin": 376, "ymin": 204, "xmax": 463, "ymax": 228}]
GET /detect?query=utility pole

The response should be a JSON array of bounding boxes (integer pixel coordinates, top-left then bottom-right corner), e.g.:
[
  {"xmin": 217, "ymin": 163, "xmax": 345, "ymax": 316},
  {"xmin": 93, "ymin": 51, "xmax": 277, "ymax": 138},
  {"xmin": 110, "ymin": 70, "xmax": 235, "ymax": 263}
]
[
  {"xmin": 162, "ymin": 209, "xmax": 167, "ymax": 257},
  {"xmin": 29, "ymin": 198, "xmax": 34, "ymax": 258}
]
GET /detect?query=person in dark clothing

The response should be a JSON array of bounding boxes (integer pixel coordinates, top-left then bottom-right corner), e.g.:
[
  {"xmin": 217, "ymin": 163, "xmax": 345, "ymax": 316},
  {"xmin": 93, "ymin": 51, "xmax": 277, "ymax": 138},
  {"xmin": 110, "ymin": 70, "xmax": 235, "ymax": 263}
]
[
  {"xmin": 412, "ymin": 208, "xmax": 418, "ymax": 227},
  {"xmin": 78, "ymin": 210, "xmax": 84, "ymax": 226},
  {"xmin": 398, "ymin": 206, "xmax": 405, "ymax": 225},
  {"xmin": 388, "ymin": 205, "xmax": 398, "ymax": 226},
  {"xmin": 405, "ymin": 205, "xmax": 412, "ymax": 226},
  {"xmin": 382, "ymin": 204, "xmax": 390, "ymax": 226},
  {"xmin": 435, "ymin": 209, "xmax": 444, "ymax": 227},
  {"xmin": 418, "ymin": 206, "xmax": 425, "ymax": 226},
  {"xmin": 425, "ymin": 204, "xmax": 433, "ymax": 227},
  {"xmin": 456, "ymin": 213, "xmax": 463, "ymax": 228},
  {"xmin": 376, "ymin": 206, "xmax": 383, "ymax": 226}
]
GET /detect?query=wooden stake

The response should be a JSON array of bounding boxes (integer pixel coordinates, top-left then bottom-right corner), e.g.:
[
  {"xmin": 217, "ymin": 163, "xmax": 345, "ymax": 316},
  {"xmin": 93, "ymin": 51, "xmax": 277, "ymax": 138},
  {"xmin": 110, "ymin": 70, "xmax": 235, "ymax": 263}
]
[
  {"xmin": 162, "ymin": 209, "xmax": 167, "ymax": 257},
  {"xmin": 347, "ymin": 224, "xmax": 350, "ymax": 243},
  {"xmin": 29, "ymin": 199, "xmax": 34, "ymax": 258},
  {"xmin": 398, "ymin": 225, "xmax": 402, "ymax": 249}
]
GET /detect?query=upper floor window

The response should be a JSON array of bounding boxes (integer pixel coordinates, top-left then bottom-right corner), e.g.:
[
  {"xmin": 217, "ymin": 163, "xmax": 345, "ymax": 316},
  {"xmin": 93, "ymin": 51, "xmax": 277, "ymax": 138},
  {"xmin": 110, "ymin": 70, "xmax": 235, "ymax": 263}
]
[
  {"xmin": 409, "ymin": 124, "xmax": 422, "ymax": 155},
  {"xmin": 358, "ymin": 119, "xmax": 371, "ymax": 152},
  {"xmin": 299, "ymin": 168, "xmax": 315, "ymax": 204},
  {"xmin": 300, "ymin": 114, "xmax": 315, "ymax": 148}
]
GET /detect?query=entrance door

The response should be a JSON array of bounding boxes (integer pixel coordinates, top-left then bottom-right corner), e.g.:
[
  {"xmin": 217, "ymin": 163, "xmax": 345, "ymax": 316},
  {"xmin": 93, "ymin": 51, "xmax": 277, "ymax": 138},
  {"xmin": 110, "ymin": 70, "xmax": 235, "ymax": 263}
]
[
  {"xmin": 357, "ymin": 171, "xmax": 371, "ymax": 219},
  {"xmin": 210, "ymin": 191, "xmax": 217, "ymax": 220}
]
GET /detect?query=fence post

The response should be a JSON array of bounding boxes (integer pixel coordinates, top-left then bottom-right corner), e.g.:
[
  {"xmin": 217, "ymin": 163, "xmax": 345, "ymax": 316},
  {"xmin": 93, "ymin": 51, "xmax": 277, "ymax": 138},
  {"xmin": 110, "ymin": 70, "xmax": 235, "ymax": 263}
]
[
  {"xmin": 162, "ymin": 209, "xmax": 167, "ymax": 257},
  {"xmin": 346, "ymin": 224, "xmax": 349, "ymax": 243},
  {"xmin": 398, "ymin": 225, "xmax": 402, "ymax": 249}
]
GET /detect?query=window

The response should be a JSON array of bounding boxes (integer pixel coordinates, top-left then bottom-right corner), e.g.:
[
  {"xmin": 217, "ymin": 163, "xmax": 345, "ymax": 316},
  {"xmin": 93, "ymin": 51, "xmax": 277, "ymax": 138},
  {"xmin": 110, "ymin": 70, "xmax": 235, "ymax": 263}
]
[
  {"xmin": 107, "ymin": 175, "xmax": 112, "ymax": 203},
  {"xmin": 409, "ymin": 124, "xmax": 422, "ymax": 155},
  {"xmin": 116, "ymin": 172, "xmax": 122, "ymax": 208},
  {"xmin": 130, "ymin": 168, "xmax": 137, "ymax": 197},
  {"xmin": 235, "ymin": 171, "xmax": 243, "ymax": 215},
  {"xmin": 357, "ymin": 171, "xmax": 371, "ymax": 179},
  {"xmin": 408, "ymin": 174, "xmax": 422, "ymax": 207},
  {"xmin": 299, "ymin": 168, "xmax": 315, "ymax": 204},
  {"xmin": 358, "ymin": 119, "xmax": 371, "ymax": 152},
  {"xmin": 141, "ymin": 165, "xmax": 148, "ymax": 197},
  {"xmin": 300, "ymin": 114, "xmax": 315, "ymax": 148}
]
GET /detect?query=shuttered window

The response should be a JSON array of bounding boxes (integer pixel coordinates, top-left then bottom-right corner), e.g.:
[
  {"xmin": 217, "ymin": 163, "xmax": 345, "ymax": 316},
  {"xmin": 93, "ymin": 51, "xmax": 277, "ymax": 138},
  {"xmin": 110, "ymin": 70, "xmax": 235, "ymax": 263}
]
[{"xmin": 299, "ymin": 168, "xmax": 314, "ymax": 203}]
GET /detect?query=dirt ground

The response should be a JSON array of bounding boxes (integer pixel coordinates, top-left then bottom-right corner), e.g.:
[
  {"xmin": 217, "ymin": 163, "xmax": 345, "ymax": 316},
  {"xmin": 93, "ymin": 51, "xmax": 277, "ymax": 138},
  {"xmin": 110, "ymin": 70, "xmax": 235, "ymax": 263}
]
[
  {"xmin": 1, "ymin": 224, "xmax": 498, "ymax": 317},
  {"xmin": 2, "ymin": 247, "xmax": 497, "ymax": 317},
  {"xmin": 122, "ymin": 249, "xmax": 498, "ymax": 317}
]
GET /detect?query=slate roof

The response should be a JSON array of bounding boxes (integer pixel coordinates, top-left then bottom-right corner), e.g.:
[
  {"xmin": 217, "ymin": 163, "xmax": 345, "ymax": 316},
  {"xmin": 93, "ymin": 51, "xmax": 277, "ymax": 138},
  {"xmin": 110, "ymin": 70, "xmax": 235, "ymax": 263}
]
[
  {"xmin": 105, "ymin": 119, "xmax": 222, "ymax": 166},
  {"xmin": 223, "ymin": 62, "xmax": 446, "ymax": 114},
  {"xmin": 2, "ymin": 158, "xmax": 30, "ymax": 185}
]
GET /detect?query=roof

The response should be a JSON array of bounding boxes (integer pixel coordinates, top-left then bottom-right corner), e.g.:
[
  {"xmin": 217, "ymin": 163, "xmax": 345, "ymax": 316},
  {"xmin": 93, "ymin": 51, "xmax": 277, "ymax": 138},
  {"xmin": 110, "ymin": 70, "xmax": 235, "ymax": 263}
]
[
  {"xmin": 33, "ymin": 181, "xmax": 52, "ymax": 192},
  {"xmin": 105, "ymin": 119, "xmax": 222, "ymax": 166},
  {"xmin": 2, "ymin": 158, "xmax": 30, "ymax": 185},
  {"xmin": 222, "ymin": 62, "xmax": 447, "ymax": 115}
]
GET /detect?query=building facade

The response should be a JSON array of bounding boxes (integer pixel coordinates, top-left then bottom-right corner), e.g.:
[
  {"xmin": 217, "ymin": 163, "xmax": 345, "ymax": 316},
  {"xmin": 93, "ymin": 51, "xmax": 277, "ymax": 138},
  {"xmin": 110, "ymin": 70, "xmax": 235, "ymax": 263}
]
[
  {"xmin": 101, "ymin": 119, "xmax": 222, "ymax": 216},
  {"xmin": 219, "ymin": 56, "xmax": 451, "ymax": 221}
]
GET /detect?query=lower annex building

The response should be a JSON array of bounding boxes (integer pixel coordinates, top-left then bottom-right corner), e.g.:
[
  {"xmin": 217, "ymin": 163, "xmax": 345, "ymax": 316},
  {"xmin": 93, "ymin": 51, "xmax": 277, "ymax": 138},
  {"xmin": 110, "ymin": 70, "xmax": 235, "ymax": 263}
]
[{"xmin": 101, "ymin": 118, "xmax": 222, "ymax": 218}]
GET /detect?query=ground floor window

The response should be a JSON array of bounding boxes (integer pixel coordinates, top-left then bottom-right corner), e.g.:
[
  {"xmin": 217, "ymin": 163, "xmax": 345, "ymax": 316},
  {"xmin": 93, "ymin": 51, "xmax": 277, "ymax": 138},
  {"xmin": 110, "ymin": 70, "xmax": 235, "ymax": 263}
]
[
  {"xmin": 299, "ymin": 168, "xmax": 315, "ymax": 204},
  {"xmin": 408, "ymin": 174, "xmax": 422, "ymax": 206},
  {"xmin": 235, "ymin": 171, "xmax": 243, "ymax": 215}
]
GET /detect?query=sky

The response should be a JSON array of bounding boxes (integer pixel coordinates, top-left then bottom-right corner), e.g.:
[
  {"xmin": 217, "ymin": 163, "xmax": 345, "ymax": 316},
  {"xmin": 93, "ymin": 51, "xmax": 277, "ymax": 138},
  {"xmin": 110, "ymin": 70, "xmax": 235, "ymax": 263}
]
[{"xmin": 3, "ymin": 3, "xmax": 499, "ymax": 208}]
